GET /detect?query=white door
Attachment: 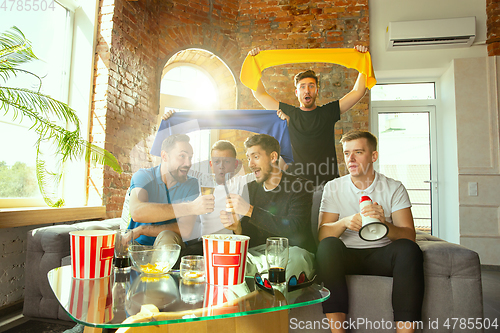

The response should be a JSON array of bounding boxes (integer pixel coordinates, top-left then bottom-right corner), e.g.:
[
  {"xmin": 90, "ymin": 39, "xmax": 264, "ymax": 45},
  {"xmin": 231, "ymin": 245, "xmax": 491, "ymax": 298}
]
[{"xmin": 371, "ymin": 106, "xmax": 438, "ymax": 235}]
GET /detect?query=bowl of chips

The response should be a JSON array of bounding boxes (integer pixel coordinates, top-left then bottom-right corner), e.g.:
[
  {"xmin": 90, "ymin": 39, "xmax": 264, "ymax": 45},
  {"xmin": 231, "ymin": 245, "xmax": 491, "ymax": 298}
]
[{"xmin": 129, "ymin": 244, "xmax": 181, "ymax": 275}]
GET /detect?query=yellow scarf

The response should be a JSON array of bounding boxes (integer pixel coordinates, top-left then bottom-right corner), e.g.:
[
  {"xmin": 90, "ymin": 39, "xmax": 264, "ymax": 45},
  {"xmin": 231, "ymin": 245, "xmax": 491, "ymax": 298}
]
[{"xmin": 240, "ymin": 48, "xmax": 376, "ymax": 91}]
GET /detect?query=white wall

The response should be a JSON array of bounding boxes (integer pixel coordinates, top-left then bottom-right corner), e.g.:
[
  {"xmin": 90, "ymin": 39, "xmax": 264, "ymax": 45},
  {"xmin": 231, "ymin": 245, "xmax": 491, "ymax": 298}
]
[
  {"xmin": 370, "ymin": 0, "xmax": 487, "ymax": 81},
  {"xmin": 370, "ymin": 1, "xmax": 500, "ymax": 265},
  {"xmin": 436, "ymin": 62, "xmax": 460, "ymax": 244},
  {"xmin": 454, "ymin": 56, "xmax": 500, "ymax": 265}
]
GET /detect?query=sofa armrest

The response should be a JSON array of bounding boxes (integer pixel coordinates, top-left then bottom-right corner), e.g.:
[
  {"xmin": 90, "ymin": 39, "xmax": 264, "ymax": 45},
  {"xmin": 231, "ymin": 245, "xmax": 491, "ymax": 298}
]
[
  {"xmin": 416, "ymin": 234, "xmax": 483, "ymax": 326},
  {"xmin": 417, "ymin": 236, "xmax": 481, "ymax": 278},
  {"xmin": 23, "ymin": 218, "xmax": 122, "ymax": 320}
]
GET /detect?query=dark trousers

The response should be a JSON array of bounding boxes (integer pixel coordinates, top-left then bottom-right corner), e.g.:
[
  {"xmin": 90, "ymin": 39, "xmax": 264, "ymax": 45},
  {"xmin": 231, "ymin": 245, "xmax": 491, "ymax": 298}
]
[
  {"xmin": 172, "ymin": 241, "xmax": 204, "ymax": 269},
  {"xmin": 316, "ymin": 237, "xmax": 424, "ymax": 322}
]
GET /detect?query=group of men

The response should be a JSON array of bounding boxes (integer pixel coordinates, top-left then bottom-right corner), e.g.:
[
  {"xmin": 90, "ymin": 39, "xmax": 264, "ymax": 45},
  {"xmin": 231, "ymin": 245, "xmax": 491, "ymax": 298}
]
[{"xmin": 125, "ymin": 45, "xmax": 424, "ymax": 333}]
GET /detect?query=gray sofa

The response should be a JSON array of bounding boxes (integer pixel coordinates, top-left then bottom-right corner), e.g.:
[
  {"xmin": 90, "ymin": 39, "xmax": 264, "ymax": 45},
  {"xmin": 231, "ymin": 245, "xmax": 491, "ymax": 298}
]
[
  {"xmin": 23, "ymin": 190, "xmax": 483, "ymax": 332},
  {"xmin": 23, "ymin": 218, "xmax": 122, "ymax": 321}
]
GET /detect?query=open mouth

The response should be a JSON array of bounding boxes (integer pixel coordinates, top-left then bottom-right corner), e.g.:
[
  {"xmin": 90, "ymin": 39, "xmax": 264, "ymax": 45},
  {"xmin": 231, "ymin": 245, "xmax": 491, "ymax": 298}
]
[
  {"xmin": 253, "ymin": 169, "xmax": 261, "ymax": 178},
  {"xmin": 304, "ymin": 96, "xmax": 311, "ymax": 103}
]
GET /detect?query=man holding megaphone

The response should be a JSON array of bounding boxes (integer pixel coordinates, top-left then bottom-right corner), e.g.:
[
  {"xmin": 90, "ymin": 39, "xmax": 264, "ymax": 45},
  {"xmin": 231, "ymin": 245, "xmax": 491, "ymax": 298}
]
[{"xmin": 316, "ymin": 130, "xmax": 424, "ymax": 333}]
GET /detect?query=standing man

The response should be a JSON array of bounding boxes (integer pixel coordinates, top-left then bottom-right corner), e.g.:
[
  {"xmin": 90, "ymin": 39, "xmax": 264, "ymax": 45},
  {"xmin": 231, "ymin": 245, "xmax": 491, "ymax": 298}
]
[
  {"xmin": 317, "ymin": 130, "xmax": 424, "ymax": 333},
  {"xmin": 128, "ymin": 134, "xmax": 214, "ymax": 247},
  {"xmin": 247, "ymin": 46, "xmax": 368, "ymax": 186},
  {"xmin": 220, "ymin": 134, "xmax": 316, "ymax": 279}
]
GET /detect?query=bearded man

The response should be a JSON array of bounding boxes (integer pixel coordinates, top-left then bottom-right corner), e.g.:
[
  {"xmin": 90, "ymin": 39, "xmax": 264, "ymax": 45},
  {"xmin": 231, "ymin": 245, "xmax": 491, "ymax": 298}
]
[{"xmin": 127, "ymin": 134, "xmax": 214, "ymax": 247}]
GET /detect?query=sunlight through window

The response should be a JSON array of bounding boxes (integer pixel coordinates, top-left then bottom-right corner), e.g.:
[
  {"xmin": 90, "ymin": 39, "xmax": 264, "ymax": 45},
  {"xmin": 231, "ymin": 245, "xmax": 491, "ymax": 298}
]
[{"xmin": 160, "ymin": 64, "xmax": 219, "ymax": 174}]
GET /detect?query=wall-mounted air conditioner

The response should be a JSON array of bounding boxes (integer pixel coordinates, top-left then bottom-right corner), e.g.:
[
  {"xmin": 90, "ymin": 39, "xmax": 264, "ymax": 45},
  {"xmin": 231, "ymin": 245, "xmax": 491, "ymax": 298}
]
[{"xmin": 386, "ymin": 17, "xmax": 476, "ymax": 50}]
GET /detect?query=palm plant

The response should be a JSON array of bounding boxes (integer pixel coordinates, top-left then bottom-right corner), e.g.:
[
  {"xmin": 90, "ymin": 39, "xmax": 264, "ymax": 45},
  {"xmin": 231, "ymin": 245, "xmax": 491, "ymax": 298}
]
[{"xmin": 0, "ymin": 26, "xmax": 121, "ymax": 207}]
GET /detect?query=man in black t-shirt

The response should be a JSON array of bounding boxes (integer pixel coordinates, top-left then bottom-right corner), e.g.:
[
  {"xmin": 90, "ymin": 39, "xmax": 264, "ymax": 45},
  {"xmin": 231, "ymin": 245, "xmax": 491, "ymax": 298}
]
[
  {"xmin": 220, "ymin": 134, "xmax": 316, "ymax": 280},
  {"xmin": 247, "ymin": 46, "xmax": 369, "ymax": 187}
]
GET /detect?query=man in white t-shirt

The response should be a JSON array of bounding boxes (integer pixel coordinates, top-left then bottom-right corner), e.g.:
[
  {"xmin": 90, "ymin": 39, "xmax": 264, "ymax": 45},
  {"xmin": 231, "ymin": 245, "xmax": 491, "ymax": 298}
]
[
  {"xmin": 197, "ymin": 140, "xmax": 254, "ymax": 235},
  {"xmin": 317, "ymin": 130, "xmax": 424, "ymax": 333}
]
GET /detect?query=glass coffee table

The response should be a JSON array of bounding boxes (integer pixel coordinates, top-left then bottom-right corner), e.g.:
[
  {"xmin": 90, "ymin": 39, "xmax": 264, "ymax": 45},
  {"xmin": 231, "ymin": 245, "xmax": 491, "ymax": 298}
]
[{"xmin": 48, "ymin": 265, "xmax": 329, "ymax": 333}]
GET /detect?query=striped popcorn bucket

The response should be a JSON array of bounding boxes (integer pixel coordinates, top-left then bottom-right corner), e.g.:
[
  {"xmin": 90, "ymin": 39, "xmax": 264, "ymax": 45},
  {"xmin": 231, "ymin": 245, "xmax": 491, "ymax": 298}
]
[
  {"xmin": 68, "ymin": 275, "xmax": 113, "ymax": 323},
  {"xmin": 202, "ymin": 234, "xmax": 250, "ymax": 286},
  {"xmin": 70, "ymin": 230, "xmax": 116, "ymax": 279}
]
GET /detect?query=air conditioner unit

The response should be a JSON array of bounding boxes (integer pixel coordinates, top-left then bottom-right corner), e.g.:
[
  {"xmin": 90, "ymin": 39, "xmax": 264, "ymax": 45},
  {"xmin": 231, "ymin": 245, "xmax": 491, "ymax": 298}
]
[{"xmin": 387, "ymin": 17, "xmax": 476, "ymax": 50}]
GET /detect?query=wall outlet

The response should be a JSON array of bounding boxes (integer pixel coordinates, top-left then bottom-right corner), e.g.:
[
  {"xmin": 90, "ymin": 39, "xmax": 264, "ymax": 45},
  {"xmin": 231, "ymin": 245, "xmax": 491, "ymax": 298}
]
[{"xmin": 468, "ymin": 182, "xmax": 478, "ymax": 196}]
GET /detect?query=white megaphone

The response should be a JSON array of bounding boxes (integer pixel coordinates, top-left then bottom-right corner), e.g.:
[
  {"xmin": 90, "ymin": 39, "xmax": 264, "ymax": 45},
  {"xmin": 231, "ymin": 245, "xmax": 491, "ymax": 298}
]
[{"xmin": 359, "ymin": 196, "xmax": 389, "ymax": 241}]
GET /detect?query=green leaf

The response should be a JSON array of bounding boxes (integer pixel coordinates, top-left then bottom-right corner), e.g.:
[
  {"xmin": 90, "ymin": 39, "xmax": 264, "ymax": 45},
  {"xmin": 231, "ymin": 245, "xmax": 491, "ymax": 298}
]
[{"xmin": 1, "ymin": 26, "xmax": 122, "ymax": 207}]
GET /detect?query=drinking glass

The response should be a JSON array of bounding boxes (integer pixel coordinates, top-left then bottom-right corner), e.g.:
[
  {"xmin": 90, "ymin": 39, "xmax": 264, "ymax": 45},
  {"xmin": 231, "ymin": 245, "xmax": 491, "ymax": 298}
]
[
  {"xmin": 114, "ymin": 229, "xmax": 133, "ymax": 272},
  {"xmin": 200, "ymin": 174, "xmax": 216, "ymax": 196},
  {"xmin": 180, "ymin": 255, "xmax": 205, "ymax": 282},
  {"xmin": 265, "ymin": 237, "xmax": 289, "ymax": 285}
]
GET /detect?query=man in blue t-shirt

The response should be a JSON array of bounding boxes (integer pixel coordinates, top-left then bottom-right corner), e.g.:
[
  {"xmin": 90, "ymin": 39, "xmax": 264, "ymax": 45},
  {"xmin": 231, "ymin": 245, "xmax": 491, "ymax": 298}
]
[
  {"xmin": 247, "ymin": 45, "xmax": 369, "ymax": 187},
  {"xmin": 128, "ymin": 134, "xmax": 215, "ymax": 246}
]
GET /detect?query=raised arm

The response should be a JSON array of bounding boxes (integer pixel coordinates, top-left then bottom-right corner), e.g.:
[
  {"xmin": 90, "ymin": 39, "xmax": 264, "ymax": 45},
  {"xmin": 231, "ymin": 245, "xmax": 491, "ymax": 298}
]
[
  {"xmin": 248, "ymin": 47, "xmax": 280, "ymax": 110},
  {"xmin": 339, "ymin": 45, "xmax": 368, "ymax": 114}
]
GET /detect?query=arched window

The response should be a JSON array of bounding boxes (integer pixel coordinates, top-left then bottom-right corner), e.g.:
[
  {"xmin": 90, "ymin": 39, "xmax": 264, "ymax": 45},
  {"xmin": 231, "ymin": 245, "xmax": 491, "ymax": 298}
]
[
  {"xmin": 161, "ymin": 64, "xmax": 219, "ymax": 110},
  {"xmin": 160, "ymin": 64, "xmax": 219, "ymax": 172}
]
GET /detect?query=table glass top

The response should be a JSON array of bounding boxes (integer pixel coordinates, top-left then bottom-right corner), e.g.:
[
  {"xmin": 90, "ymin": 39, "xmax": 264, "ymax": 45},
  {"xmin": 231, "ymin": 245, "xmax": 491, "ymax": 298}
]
[{"xmin": 48, "ymin": 265, "xmax": 329, "ymax": 328}]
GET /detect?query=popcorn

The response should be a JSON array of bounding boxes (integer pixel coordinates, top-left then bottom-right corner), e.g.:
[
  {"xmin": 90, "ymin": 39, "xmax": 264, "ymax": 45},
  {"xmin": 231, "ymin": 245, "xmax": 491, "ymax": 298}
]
[{"xmin": 204, "ymin": 234, "xmax": 249, "ymax": 242}]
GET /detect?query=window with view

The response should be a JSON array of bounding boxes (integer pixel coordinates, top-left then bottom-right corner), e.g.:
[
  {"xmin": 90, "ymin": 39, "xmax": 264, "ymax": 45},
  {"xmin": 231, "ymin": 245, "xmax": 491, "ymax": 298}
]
[
  {"xmin": 1, "ymin": 0, "xmax": 98, "ymax": 209},
  {"xmin": 0, "ymin": 3, "xmax": 73, "ymax": 208}
]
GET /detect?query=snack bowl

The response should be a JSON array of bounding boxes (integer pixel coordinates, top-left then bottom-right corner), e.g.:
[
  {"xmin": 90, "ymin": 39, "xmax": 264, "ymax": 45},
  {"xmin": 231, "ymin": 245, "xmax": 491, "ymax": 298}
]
[{"xmin": 129, "ymin": 244, "xmax": 181, "ymax": 275}]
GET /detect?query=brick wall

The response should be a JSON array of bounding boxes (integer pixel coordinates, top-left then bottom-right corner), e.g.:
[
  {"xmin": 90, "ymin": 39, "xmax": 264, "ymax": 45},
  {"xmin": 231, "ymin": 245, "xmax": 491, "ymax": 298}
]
[
  {"xmin": 90, "ymin": 0, "xmax": 163, "ymax": 217},
  {"xmin": 237, "ymin": 0, "xmax": 370, "ymax": 175},
  {"xmin": 90, "ymin": 0, "xmax": 370, "ymax": 216},
  {"xmin": 487, "ymin": 0, "xmax": 500, "ymax": 56}
]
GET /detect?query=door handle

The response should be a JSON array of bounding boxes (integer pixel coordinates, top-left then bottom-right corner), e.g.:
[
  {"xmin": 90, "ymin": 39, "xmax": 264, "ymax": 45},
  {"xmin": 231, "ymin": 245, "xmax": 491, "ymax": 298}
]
[{"xmin": 424, "ymin": 180, "xmax": 437, "ymax": 189}]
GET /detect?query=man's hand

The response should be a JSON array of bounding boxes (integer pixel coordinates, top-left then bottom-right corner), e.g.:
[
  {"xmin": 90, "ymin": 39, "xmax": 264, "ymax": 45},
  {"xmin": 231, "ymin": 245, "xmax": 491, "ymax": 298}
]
[
  {"xmin": 248, "ymin": 47, "xmax": 261, "ymax": 57},
  {"xmin": 130, "ymin": 226, "xmax": 143, "ymax": 240},
  {"xmin": 122, "ymin": 229, "xmax": 136, "ymax": 245},
  {"xmin": 190, "ymin": 194, "xmax": 215, "ymax": 215},
  {"xmin": 343, "ymin": 213, "xmax": 363, "ymax": 232},
  {"xmin": 220, "ymin": 210, "xmax": 242, "ymax": 234},
  {"xmin": 354, "ymin": 45, "xmax": 368, "ymax": 53},
  {"xmin": 276, "ymin": 109, "xmax": 290, "ymax": 124},
  {"xmin": 226, "ymin": 194, "xmax": 252, "ymax": 217},
  {"xmin": 162, "ymin": 109, "xmax": 176, "ymax": 121},
  {"xmin": 360, "ymin": 202, "xmax": 386, "ymax": 224}
]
